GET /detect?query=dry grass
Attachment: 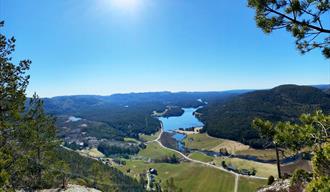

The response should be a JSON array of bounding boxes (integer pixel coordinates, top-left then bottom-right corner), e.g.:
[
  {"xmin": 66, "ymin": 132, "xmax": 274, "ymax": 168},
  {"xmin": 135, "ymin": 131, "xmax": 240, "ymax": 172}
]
[
  {"xmin": 139, "ymin": 130, "xmax": 161, "ymax": 142},
  {"xmin": 183, "ymin": 133, "xmax": 250, "ymax": 153},
  {"xmin": 281, "ymin": 159, "xmax": 312, "ymax": 175},
  {"xmin": 213, "ymin": 157, "xmax": 277, "ymax": 178},
  {"xmin": 79, "ymin": 148, "xmax": 105, "ymax": 158}
]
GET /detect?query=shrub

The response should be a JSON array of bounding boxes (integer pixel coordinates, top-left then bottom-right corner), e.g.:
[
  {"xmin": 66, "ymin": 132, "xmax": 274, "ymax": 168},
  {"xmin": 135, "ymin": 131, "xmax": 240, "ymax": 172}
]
[
  {"xmin": 267, "ymin": 176, "xmax": 275, "ymax": 185},
  {"xmin": 290, "ymin": 169, "xmax": 311, "ymax": 186}
]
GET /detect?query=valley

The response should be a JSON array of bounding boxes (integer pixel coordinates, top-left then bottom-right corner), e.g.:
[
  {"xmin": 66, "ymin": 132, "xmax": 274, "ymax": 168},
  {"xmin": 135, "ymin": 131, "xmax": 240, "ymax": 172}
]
[{"xmin": 42, "ymin": 85, "xmax": 329, "ymax": 191}]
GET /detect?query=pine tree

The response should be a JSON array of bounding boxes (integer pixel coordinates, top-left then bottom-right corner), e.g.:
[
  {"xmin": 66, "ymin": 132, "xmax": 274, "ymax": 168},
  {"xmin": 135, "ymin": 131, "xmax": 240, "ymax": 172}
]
[
  {"xmin": 18, "ymin": 94, "xmax": 60, "ymax": 189},
  {"xmin": 0, "ymin": 20, "xmax": 31, "ymax": 191}
]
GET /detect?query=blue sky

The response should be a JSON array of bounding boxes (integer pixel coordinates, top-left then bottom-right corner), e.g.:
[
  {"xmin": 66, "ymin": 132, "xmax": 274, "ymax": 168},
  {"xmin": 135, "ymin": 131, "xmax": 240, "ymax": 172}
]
[{"xmin": 1, "ymin": 0, "xmax": 329, "ymax": 97}]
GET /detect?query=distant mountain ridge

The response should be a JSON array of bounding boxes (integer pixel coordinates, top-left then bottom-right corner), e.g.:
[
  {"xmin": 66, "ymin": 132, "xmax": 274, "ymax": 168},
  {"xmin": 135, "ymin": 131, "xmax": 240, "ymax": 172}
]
[
  {"xmin": 197, "ymin": 84, "xmax": 330, "ymax": 148},
  {"xmin": 41, "ymin": 84, "xmax": 329, "ymax": 144},
  {"xmin": 42, "ymin": 91, "xmax": 243, "ymax": 139}
]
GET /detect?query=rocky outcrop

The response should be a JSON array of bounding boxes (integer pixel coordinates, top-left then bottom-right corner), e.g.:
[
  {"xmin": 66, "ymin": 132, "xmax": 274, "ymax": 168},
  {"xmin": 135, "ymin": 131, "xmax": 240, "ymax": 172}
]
[
  {"xmin": 40, "ymin": 184, "xmax": 101, "ymax": 192},
  {"xmin": 257, "ymin": 179, "xmax": 291, "ymax": 192}
]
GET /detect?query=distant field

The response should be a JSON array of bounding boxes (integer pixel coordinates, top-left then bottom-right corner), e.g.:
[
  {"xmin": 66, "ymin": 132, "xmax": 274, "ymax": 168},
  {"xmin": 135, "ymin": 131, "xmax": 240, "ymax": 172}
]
[
  {"xmin": 78, "ymin": 148, "xmax": 104, "ymax": 158},
  {"xmin": 188, "ymin": 152, "xmax": 214, "ymax": 162},
  {"xmin": 235, "ymin": 149, "xmax": 277, "ymax": 160},
  {"xmin": 137, "ymin": 142, "xmax": 182, "ymax": 160},
  {"xmin": 213, "ymin": 157, "xmax": 277, "ymax": 178},
  {"xmin": 139, "ymin": 130, "xmax": 161, "ymax": 142},
  {"xmin": 115, "ymin": 139, "xmax": 270, "ymax": 191},
  {"xmin": 124, "ymin": 137, "xmax": 140, "ymax": 143},
  {"xmin": 183, "ymin": 134, "xmax": 249, "ymax": 153},
  {"xmin": 237, "ymin": 177, "xmax": 266, "ymax": 192},
  {"xmin": 236, "ymin": 148, "xmax": 296, "ymax": 161},
  {"xmin": 183, "ymin": 134, "xmax": 223, "ymax": 150},
  {"xmin": 183, "ymin": 133, "xmax": 292, "ymax": 161},
  {"xmin": 117, "ymin": 160, "xmax": 236, "ymax": 192}
]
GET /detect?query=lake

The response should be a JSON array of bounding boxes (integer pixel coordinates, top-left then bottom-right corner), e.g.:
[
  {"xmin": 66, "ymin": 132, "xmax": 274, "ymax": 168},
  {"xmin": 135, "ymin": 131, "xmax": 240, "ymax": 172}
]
[
  {"xmin": 158, "ymin": 108, "xmax": 204, "ymax": 132},
  {"xmin": 158, "ymin": 107, "xmax": 204, "ymax": 151}
]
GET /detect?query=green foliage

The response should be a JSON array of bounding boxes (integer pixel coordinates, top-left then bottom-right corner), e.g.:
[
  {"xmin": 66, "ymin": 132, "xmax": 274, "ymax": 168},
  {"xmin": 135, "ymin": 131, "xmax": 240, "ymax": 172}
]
[
  {"xmin": 252, "ymin": 118, "xmax": 275, "ymax": 141},
  {"xmin": 163, "ymin": 177, "xmax": 183, "ymax": 192},
  {"xmin": 253, "ymin": 110, "xmax": 330, "ymax": 191},
  {"xmin": 0, "ymin": 20, "xmax": 31, "ymax": 190},
  {"xmin": 291, "ymin": 169, "xmax": 311, "ymax": 186},
  {"xmin": 17, "ymin": 94, "xmax": 61, "ymax": 189},
  {"xmin": 311, "ymin": 142, "xmax": 330, "ymax": 177},
  {"xmin": 306, "ymin": 176, "xmax": 330, "ymax": 192},
  {"xmin": 274, "ymin": 110, "xmax": 330, "ymax": 151},
  {"xmin": 248, "ymin": 0, "xmax": 330, "ymax": 58},
  {"xmin": 97, "ymin": 142, "xmax": 140, "ymax": 156},
  {"xmin": 200, "ymin": 85, "xmax": 330, "ymax": 148},
  {"xmin": 56, "ymin": 148, "xmax": 143, "ymax": 191},
  {"xmin": 44, "ymin": 91, "xmax": 237, "ymax": 140}
]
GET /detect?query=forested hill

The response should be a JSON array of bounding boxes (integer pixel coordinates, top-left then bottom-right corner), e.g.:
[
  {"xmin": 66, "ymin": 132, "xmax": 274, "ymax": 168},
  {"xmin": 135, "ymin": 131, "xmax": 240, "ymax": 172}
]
[
  {"xmin": 198, "ymin": 85, "xmax": 330, "ymax": 148},
  {"xmin": 42, "ymin": 91, "xmax": 246, "ymax": 139}
]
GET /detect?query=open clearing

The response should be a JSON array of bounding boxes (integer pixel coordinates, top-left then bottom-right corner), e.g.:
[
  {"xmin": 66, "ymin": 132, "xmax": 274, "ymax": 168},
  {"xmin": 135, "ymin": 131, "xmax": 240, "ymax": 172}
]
[
  {"xmin": 188, "ymin": 152, "xmax": 214, "ymax": 162},
  {"xmin": 183, "ymin": 133, "xmax": 249, "ymax": 153},
  {"xmin": 78, "ymin": 148, "xmax": 104, "ymax": 158},
  {"xmin": 139, "ymin": 130, "xmax": 161, "ymax": 142},
  {"xmin": 137, "ymin": 142, "xmax": 182, "ymax": 160},
  {"xmin": 117, "ymin": 141, "xmax": 266, "ymax": 191},
  {"xmin": 237, "ymin": 177, "xmax": 266, "ymax": 192},
  {"xmin": 183, "ymin": 133, "xmax": 294, "ymax": 161},
  {"xmin": 118, "ymin": 160, "xmax": 236, "ymax": 192},
  {"xmin": 213, "ymin": 157, "xmax": 277, "ymax": 178}
]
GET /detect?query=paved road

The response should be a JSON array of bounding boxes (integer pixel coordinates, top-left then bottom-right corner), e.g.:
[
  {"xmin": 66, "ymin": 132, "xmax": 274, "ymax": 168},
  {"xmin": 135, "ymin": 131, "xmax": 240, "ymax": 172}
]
[{"xmin": 148, "ymin": 126, "xmax": 267, "ymax": 192}]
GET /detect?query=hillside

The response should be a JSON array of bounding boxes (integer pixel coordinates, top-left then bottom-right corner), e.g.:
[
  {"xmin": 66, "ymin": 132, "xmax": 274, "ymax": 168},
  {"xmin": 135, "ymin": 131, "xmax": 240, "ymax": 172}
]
[
  {"xmin": 198, "ymin": 85, "xmax": 330, "ymax": 148},
  {"xmin": 56, "ymin": 148, "xmax": 144, "ymax": 192},
  {"xmin": 43, "ymin": 91, "xmax": 244, "ymax": 140}
]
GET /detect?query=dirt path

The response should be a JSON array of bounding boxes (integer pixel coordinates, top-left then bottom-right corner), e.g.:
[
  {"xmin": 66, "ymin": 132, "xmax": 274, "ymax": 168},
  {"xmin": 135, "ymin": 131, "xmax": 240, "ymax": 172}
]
[{"xmin": 234, "ymin": 175, "xmax": 239, "ymax": 192}]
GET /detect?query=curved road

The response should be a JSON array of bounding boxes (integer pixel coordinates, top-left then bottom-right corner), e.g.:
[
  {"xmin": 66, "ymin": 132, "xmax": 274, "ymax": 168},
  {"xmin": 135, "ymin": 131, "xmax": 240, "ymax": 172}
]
[{"xmin": 148, "ymin": 127, "xmax": 267, "ymax": 192}]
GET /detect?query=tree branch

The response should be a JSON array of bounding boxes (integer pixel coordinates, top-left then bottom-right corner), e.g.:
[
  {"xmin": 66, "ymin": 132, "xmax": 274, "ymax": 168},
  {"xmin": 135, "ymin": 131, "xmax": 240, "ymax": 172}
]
[{"xmin": 265, "ymin": 6, "xmax": 330, "ymax": 33}]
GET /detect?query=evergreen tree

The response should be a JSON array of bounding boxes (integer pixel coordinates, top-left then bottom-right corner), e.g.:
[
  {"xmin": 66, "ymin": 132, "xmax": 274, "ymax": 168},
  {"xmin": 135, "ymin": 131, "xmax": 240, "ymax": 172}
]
[
  {"xmin": 0, "ymin": 20, "xmax": 31, "ymax": 191},
  {"xmin": 18, "ymin": 94, "xmax": 60, "ymax": 189},
  {"xmin": 248, "ymin": 0, "xmax": 330, "ymax": 58},
  {"xmin": 252, "ymin": 119, "xmax": 282, "ymax": 178},
  {"xmin": 253, "ymin": 110, "xmax": 330, "ymax": 191}
]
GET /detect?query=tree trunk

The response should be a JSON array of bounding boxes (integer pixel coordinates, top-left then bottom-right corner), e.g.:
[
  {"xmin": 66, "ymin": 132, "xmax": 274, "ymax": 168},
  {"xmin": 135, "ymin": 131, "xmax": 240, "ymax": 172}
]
[
  {"xmin": 37, "ymin": 146, "xmax": 42, "ymax": 187},
  {"xmin": 275, "ymin": 143, "xmax": 282, "ymax": 178},
  {"xmin": 62, "ymin": 176, "xmax": 68, "ymax": 189}
]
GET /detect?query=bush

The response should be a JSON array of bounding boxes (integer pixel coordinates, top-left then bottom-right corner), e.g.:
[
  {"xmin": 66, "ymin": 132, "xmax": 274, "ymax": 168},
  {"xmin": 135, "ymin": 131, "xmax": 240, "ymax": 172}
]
[
  {"xmin": 306, "ymin": 177, "xmax": 330, "ymax": 192},
  {"xmin": 290, "ymin": 169, "xmax": 311, "ymax": 187},
  {"xmin": 267, "ymin": 176, "xmax": 275, "ymax": 185},
  {"xmin": 221, "ymin": 161, "xmax": 227, "ymax": 168}
]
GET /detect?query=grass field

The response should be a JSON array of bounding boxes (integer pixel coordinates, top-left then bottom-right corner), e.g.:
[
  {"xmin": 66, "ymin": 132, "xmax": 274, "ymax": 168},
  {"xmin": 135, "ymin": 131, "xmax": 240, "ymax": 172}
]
[
  {"xmin": 183, "ymin": 134, "xmax": 249, "ymax": 153},
  {"xmin": 183, "ymin": 134, "xmax": 223, "ymax": 150},
  {"xmin": 139, "ymin": 130, "xmax": 161, "ymax": 142},
  {"xmin": 183, "ymin": 133, "xmax": 293, "ymax": 161},
  {"xmin": 114, "ymin": 139, "xmax": 269, "ymax": 191},
  {"xmin": 188, "ymin": 152, "xmax": 214, "ymax": 162},
  {"xmin": 137, "ymin": 142, "xmax": 182, "ymax": 160},
  {"xmin": 235, "ymin": 149, "xmax": 277, "ymax": 160},
  {"xmin": 78, "ymin": 148, "xmax": 104, "ymax": 158},
  {"xmin": 237, "ymin": 177, "xmax": 266, "ymax": 192},
  {"xmin": 213, "ymin": 157, "xmax": 277, "ymax": 178},
  {"xmin": 117, "ymin": 160, "xmax": 236, "ymax": 192},
  {"xmin": 124, "ymin": 137, "xmax": 141, "ymax": 143}
]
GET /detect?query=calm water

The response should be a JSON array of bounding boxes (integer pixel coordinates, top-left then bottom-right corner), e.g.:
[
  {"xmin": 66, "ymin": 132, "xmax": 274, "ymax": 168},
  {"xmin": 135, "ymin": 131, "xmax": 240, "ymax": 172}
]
[
  {"xmin": 158, "ymin": 108, "xmax": 204, "ymax": 132},
  {"xmin": 158, "ymin": 108, "xmax": 204, "ymax": 151}
]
